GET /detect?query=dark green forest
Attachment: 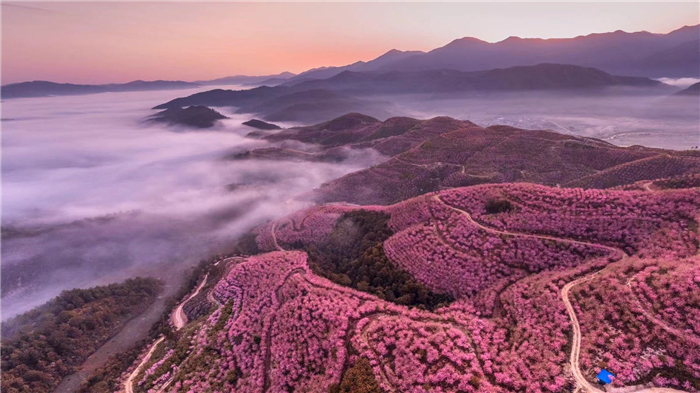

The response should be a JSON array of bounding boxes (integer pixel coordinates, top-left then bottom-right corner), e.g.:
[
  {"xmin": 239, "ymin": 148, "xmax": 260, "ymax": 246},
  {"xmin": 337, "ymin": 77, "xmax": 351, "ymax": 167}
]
[
  {"xmin": 299, "ymin": 210, "xmax": 453, "ymax": 310},
  {"xmin": 1, "ymin": 277, "xmax": 162, "ymax": 393}
]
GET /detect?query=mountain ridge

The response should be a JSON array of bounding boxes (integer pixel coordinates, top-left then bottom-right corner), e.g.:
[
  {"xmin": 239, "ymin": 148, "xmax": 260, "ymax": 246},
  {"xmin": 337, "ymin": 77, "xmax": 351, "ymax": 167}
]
[
  {"xmin": 153, "ymin": 63, "xmax": 664, "ymax": 123},
  {"xmin": 291, "ymin": 24, "xmax": 700, "ymax": 80},
  {"xmin": 1, "ymin": 72, "xmax": 297, "ymax": 99},
  {"xmin": 1, "ymin": 80, "xmax": 200, "ymax": 99}
]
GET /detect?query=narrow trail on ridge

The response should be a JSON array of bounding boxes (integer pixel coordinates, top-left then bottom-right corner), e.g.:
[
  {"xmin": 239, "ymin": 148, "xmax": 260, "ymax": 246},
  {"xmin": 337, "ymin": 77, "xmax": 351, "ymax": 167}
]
[
  {"xmin": 262, "ymin": 268, "xmax": 306, "ymax": 393},
  {"xmin": 171, "ymin": 273, "xmax": 209, "ymax": 330},
  {"xmin": 207, "ymin": 256, "xmax": 242, "ymax": 306}
]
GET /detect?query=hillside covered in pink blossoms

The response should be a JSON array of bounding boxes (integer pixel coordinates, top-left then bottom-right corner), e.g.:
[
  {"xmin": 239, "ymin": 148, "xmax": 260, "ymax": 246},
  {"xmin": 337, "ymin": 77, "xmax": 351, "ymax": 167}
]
[
  {"xmin": 124, "ymin": 179, "xmax": 700, "ymax": 393},
  {"xmin": 5, "ymin": 4, "xmax": 700, "ymax": 391}
]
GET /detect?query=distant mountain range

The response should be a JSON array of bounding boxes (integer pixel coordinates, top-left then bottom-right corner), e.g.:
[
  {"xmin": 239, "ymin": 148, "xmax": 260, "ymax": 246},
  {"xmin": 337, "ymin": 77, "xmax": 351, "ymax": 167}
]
[
  {"xmin": 1, "ymin": 80, "xmax": 201, "ymax": 99},
  {"xmin": 195, "ymin": 72, "xmax": 296, "ymax": 86},
  {"xmin": 285, "ymin": 63, "xmax": 661, "ymax": 94},
  {"xmin": 293, "ymin": 24, "xmax": 700, "ymax": 80},
  {"xmin": 153, "ymin": 63, "xmax": 664, "ymax": 123},
  {"xmin": 5, "ymin": 24, "xmax": 697, "ymax": 100},
  {"xmin": 1, "ymin": 72, "xmax": 297, "ymax": 99}
]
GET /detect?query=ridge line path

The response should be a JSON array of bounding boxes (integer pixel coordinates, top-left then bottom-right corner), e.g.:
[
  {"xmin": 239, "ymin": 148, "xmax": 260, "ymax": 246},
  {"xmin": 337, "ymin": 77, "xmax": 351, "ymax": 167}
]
[
  {"xmin": 433, "ymin": 195, "xmax": 687, "ymax": 393},
  {"xmin": 207, "ymin": 257, "xmax": 242, "ymax": 306},
  {"xmin": 171, "ymin": 273, "xmax": 209, "ymax": 329}
]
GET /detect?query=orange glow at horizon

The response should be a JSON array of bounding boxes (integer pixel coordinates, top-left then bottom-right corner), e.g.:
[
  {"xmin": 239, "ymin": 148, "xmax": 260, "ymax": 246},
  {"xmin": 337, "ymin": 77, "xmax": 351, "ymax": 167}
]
[{"xmin": 2, "ymin": 2, "xmax": 699, "ymax": 85}]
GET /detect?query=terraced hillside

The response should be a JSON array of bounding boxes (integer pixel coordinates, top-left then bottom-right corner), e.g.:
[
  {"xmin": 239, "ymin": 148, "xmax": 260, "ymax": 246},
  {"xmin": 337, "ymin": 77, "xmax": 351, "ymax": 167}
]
[{"xmin": 121, "ymin": 183, "xmax": 700, "ymax": 393}]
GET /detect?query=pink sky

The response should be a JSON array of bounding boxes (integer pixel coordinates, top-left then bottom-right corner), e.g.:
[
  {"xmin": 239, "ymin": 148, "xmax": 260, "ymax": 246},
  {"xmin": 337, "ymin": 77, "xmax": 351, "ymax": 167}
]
[{"xmin": 2, "ymin": 2, "xmax": 699, "ymax": 85}]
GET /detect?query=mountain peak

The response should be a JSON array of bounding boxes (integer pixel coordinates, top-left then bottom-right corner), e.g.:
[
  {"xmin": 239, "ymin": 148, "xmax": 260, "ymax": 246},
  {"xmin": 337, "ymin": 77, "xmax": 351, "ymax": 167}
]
[{"xmin": 446, "ymin": 36, "xmax": 489, "ymax": 46}]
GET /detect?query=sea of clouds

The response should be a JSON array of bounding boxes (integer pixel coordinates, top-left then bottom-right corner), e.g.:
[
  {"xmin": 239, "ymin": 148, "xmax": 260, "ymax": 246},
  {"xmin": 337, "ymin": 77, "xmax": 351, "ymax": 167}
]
[{"xmin": 1, "ymin": 87, "xmax": 385, "ymax": 319}]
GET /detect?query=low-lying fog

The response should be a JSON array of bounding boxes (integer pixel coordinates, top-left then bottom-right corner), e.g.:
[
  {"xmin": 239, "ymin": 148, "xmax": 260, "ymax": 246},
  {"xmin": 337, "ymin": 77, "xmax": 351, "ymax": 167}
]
[
  {"xmin": 3, "ymin": 79, "xmax": 698, "ymax": 319},
  {"xmin": 1, "ymin": 87, "xmax": 385, "ymax": 319},
  {"xmin": 386, "ymin": 83, "xmax": 700, "ymax": 151}
]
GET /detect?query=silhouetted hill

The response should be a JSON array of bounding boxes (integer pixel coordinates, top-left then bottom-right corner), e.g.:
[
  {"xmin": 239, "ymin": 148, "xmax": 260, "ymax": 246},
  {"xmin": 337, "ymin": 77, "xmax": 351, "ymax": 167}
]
[
  {"xmin": 474, "ymin": 64, "xmax": 660, "ymax": 89},
  {"xmin": 292, "ymin": 49, "xmax": 425, "ymax": 81},
  {"xmin": 286, "ymin": 64, "xmax": 662, "ymax": 96},
  {"xmin": 2, "ymin": 80, "xmax": 199, "ymax": 99},
  {"xmin": 153, "ymin": 86, "xmax": 289, "ymax": 110},
  {"xmin": 197, "ymin": 72, "xmax": 295, "ymax": 86},
  {"xmin": 674, "ymin": 82, "xmax": 700, "ymax": 96},
  {"xmin": 148, "ymin": 106, "xmax": 228, "ymax": 128},
  {"xmin": 236, "ymin": 89, "xmax": 392, "ymax": 123},
  {"xmin": 262, "ymin": 113, "xmax": 381, "ymax": 145},
  {"xmin": 242, "ymin": 119, "xmax": 281, "ymax": 130},
  {"xmin": 155, "ymin": 86, "xmax": 393, "ymax": 124}
]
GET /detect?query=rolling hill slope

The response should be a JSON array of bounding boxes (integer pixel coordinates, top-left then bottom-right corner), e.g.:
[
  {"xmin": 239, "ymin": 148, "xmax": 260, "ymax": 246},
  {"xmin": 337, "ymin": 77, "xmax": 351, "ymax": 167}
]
[{"xmin": 236, "ymin": 113, "xmax": 700, "ymax": 205}]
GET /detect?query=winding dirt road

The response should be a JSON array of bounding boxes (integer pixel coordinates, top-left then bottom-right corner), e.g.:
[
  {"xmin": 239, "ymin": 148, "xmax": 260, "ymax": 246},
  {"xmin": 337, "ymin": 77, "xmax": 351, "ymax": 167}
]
[
  {"xmin": 271, "ymin": 222, "xmax": 285, "ymax": 251},
  {"xmin": 562, "ymin": 272, "xmax": 604, "ymax": 393},
  {"xmin": 147, "ymin": 258, "xmax": 246, "ymax": 393},
  {"xmin": 171, "ymin": 273, "xmax": 209, "ymax": 330},
  {"xmin": 124, "ymin": 272, "xmax": 211, "ymax": 393},
  {"xmin": 562, "ymin": 272, "xmax": 690, "ymax": 393},
  {"xmin": 124, "ymin": 336, "xmax": 164, "ymax": 393}
]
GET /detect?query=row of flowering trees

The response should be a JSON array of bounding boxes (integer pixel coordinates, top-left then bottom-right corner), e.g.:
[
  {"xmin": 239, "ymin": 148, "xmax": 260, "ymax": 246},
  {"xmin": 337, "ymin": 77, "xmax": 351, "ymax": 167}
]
[
  {"xmin": 440, "ymin": 184, "xmax": 700, "ymax": 257},
  {"xmin": 565, "ymin": 155, "xmax": 700, "ymax": 189}
]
